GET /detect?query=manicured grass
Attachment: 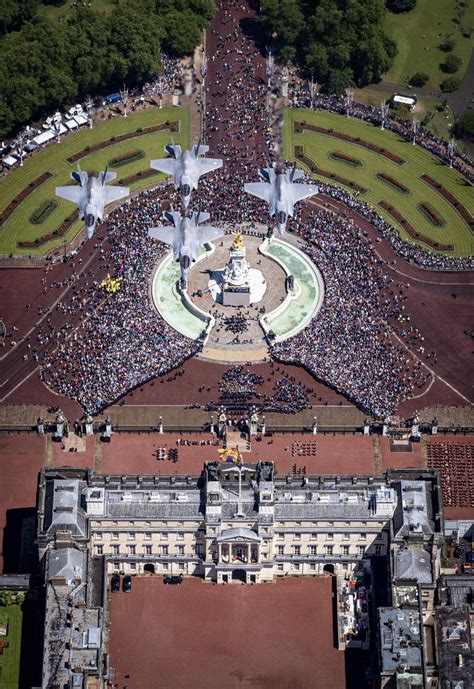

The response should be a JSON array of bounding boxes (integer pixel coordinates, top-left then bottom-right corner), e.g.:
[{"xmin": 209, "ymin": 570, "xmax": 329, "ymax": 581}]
[
  {"xmin": 36, "ymin": 0, "xmax": 117, "ymax": 22},
  {"xmin": 383, "ymin": 0, "xmax": 474, "ymax": 90},
  {"xmin": 284, "ymin": 108, "xmax": 473, "ymax": 257},
  {"xmin": 0, "ymin": 107, "xmax": 189, "ymax": 255},
  {"xmin": 0, "ymin": 604, "xmax": 22, "ymax": 689}
]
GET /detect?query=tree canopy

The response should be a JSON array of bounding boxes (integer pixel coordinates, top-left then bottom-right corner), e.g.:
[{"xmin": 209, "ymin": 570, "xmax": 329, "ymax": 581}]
[
  {"xmin": 261, "ymin": 0, "xmax": 396, "ymax": 94},
  {"xmin": 0, "ymin": 0, "xmax": 215, "ymax": 138}
]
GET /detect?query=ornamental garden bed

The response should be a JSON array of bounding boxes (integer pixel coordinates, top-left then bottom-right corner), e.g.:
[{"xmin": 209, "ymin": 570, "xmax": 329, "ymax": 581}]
[
  {"xmin": 67, "ymin": 120, "xmax": 179, "ymax": 163},
  {"xmin": 421, "ymin": 174, "xmax": 474, "ymax": 232},
  {"xmin": 379, "ymin": 200, "xmax": 453, "ymax": 251},
  {"xmin": 294, "ymin": 146, "xmax": 367, "ymax": 195},
  {"xmin": 328, "ymin": 151, "xmax": 363, "ymax": 168},
  {"xmin": 418, "ymin": 201, "xmax": 445, "ymax": 227},
  {"xmin": 118, "ymin": 168, "xmax": 161, "ymax": 186},
  {"xmin": 0, "ymin": 172, "xmax": 53, "ymax": 226},
  {"xmin": 109, "ymin": 150, "xmax": 146, "ymax": 167},
  {"xmin": 375, "ymin": 172, "xmax": 410, "ymax": 194},
  {"xmin": 294, "ymin": 121, "xmax": 406, "ymax": 165},
  {"xmin": 17, "ymin": 210, "xmax": 79, "ymax": 248},
  {"xmin": 29, "ymin": 199, "xmax": 58, "ymax": 224}
]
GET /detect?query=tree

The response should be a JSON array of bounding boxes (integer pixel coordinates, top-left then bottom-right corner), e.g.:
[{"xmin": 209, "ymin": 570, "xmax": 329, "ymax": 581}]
[
  {"xmin": 455, "ymin": 109, "xmax": 474, "ymax": 139},
  {"xmin": 439, "ymin": 36, "xmax": 455, "ymax": 52},
  {"xmin": 409, "ymin": 72, "xmax": 429, "ymax": 86},
  {"xmin": 261, "ymin": 0, "xmax": 305, "ymax": 62},
  {"xmin": 262, "ymin": 0, "xmax": 395, "ymax": 91},
  {"xmin": 441, "ymin": 53, "xmax": 462, "ymax": 73},
  {"xmin": 440, "ymin": 76, "xmax": 461, "ymax": 92},
  {"xmin": 0, "ymin": 591, "xmax": 13, "ymax": 606},
  {"xmin": 386, "ymin": 0, "xmax": 416, "ymax": 12}
]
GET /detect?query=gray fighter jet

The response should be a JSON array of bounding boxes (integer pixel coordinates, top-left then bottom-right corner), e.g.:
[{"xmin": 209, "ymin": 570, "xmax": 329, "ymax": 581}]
[
  {"xmin": 244, "ymin": 166, "xmax": 318, "ymax": 235},
  {"xmin": 148, "ymin": 210, "xmax": 225, "ymax": 287},
  {"xmin": 55, "ymin": 165, "xmax": 129, "ymax": 239},
  {"xmin": 150, "ymin": 143, "xmax": 223, "ymax": 209}
]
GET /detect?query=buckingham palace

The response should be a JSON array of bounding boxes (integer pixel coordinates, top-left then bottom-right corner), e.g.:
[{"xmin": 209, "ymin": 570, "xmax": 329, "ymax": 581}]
[{"xmin": 36, "ymin": 460, "xmax": 441, "ymax": 586}]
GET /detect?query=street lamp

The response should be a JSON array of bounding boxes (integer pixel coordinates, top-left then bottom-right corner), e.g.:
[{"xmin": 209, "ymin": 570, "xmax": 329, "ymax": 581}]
[
  {"xmin": 381, "ymin": 99, "xmax": 389, "ymax": 131},
  {"xmin": 345, "ymin": 88, "xmax": 354, "ymax": 118},
  {"xmin": 120, "ymin": 85, "xmax": 129, "ymax": 118}
]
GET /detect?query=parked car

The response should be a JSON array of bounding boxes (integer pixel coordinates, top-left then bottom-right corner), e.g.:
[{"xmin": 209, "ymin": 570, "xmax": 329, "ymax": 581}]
[
  {"xmin": 111, "ymin": 574, "xmax": 120, "ymax": 593},
  {"xmin": 123, "ymin": 575, "xmax": 132, "ymax": 592},
  {"xmin": 163, "ymin": 575, "xmax": 183, "ymax": 585}
]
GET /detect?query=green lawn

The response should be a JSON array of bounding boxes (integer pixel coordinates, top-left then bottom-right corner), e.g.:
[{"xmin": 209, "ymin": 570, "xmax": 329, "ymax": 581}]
[
  {"xmin": 383, "ymin": 0, "xmax": 474, "ymax": 90},
  {"xmin": 0, "ymin": 107, "xmax": 189, "ymax": 255},
  {"xmin": 36, "ymin": 0, "xmax": 117, "ymax": 21},
  {"xmin": 0, "ymin": 605, "xmax": 22, "ymax": 689},
  {"xmin": 284, "ymin": 108, "xmax": 473, "ymax": 257}
]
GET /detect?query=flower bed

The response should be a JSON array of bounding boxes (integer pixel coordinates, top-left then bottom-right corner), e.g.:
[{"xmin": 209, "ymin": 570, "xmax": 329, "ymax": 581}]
[
  {"xmin": 294, "ymin": 146, "xmax": 367, "ymax": 194},
  {"xmin": 379, "ymin": 200, "xmax": 453, "ymax": 251},
  {"xmin": 329, "ymin": 151, "xmax": 363, "ymax": 168},
  {"xmin": 118, "ymin": 168, "xmax": 161, "ymax": 186},
  {"xmin": 421, "ymin": 174, "xmax": 474, "ymax": 232},
  {"xmin": 67, "ymin": 120, "xmax": 179, "ymax": 163},
  {"xmin": 418, "ymin": 201, "xmax": 445, "ymax": 228},
  {"xmin": 375, "ymin": 172, "xmax": 410, "ymax": 194},
  {"xmin": 0, "ymin": 172, "xmax": 53, "ymax": 226},
  {"xmin": 295, "ymin": 121, "xmax": 406, "ymax": 165},
  {"xmin": 109, "ymin": 150, "xmax": 146, "ymax": 167},
  {"xmin": 17, "ymin": 210, "xmax": 79, "ymax": 248},
  {"xmin": 29, "ymin": 199, "xmax": 58, "ymax": 225}
]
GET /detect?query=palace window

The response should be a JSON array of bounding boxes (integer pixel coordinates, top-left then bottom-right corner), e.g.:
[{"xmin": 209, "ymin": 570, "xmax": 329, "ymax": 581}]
[
  {"xmin": 162, "ymin": 545, "xmax": 169, "ymax": 556},
  {"xmin": 128, "ymin": 532, "xmax": 135, "ymax": 540},
  {"xmin": 325, "ymin": 545, "xmax": 333, "ymax": 556},
  {"xmin": 129, "ymin": 563, "xmax": 137, "ymax": 571},
  {"xmin": 294, "ymin": 533, "xmax": 301, "ymax": 540},
  {"xmin": 309, "ymin": 545, "xmax": 317, "ymax": 556},
  {"xmin": 112, "ymin": 545, "xmax": 120, "ymax": 555},
  {"xmin": 326, "ymin": 533, "xmax": 334, "ymax": 541},
  {"xmin": 178, "ymin": 563, "xmax": 185, "ymax": 571},
  {"xmin": 145, "ymin": 545, "xmax": 152, "ymax": 555},
  {"xmin": 128, "ymin": 545, "xmax": 136, "ymax": 555},
  {"xmin": 277, "ymin": 546, "xmax": 285, "ymax": 556},
  {"xmin": 294, "ymin": 546, "xmax": 301, "ymax": 556},
  {"xmin": 144, "ymin": 532, "xmax": 152, "ymax": 540},
  {"xmin": 375, "ymin": 545, "xmax": 383, "ymax": 556},
  {"xmin": 177, "ymin": 545, "xmax": 185, "ymax": 556},
  {"xmin": 96, "ymin": 545, "xmax": 103, "ymax": 556},
  {"xmin": 358, "ymin": 545, "xmax": 365, "ymax": 556},
  {"xmin": 342, "ymin": 546, "xmax": 350, "ymax": 556},
  {"xmin": 343, "ymin": 533, "xmax": 350, "ymax": 541}
]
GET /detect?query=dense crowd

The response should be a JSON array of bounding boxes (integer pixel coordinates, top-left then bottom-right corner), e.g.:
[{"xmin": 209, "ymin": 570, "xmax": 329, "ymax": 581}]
[
  {"xmin": 41, "ymin": 191, "xmax": 200, "ymax": 413},
  {"xmin": 142, "ymin": 53, "xmax": 186, "ymax": 98},
  {"xmin": 272, "ymin": 207, "xmax": 428, "ymax": 417},
  {"xmin": 205, "ymin": 0, "xmax": 267, "ymax": 170}
]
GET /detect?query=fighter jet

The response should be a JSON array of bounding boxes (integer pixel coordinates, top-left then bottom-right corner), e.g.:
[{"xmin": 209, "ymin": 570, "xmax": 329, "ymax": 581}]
[
  {"xmin": 244, "ymin": 166, "xmax": 318, "ymax": 235},
  {"xmin": 55, "ymin": 165, "xmax": 129, "ymax": 239},
  {"xmin": 148, "ymin": 210, "xmax": 225, "ymax": 286},
  {"xmin": 150, "ymin": 143, "xmax": 222, "ymax": 209}
]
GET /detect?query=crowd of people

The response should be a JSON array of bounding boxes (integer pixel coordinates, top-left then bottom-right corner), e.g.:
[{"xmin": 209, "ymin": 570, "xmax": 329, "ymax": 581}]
[
  {"xmin": 272, "ymin": 206, "xmax": 429, "ymax": 417},
  {"xmin": 41, "ymin": 190, "xmax": 200, "ymax": 414}
]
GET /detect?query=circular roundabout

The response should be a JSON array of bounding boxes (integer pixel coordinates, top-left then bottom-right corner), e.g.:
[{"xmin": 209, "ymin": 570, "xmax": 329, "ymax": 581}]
[{"xmin": 151, "ymin": 225, "xmax": 325, "ymax": 363}]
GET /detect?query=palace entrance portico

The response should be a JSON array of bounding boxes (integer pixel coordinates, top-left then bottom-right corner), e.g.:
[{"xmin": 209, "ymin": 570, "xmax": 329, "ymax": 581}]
[{"xmin": 214, "ymin": 528, "xmax": 263, "ymax": 584}]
